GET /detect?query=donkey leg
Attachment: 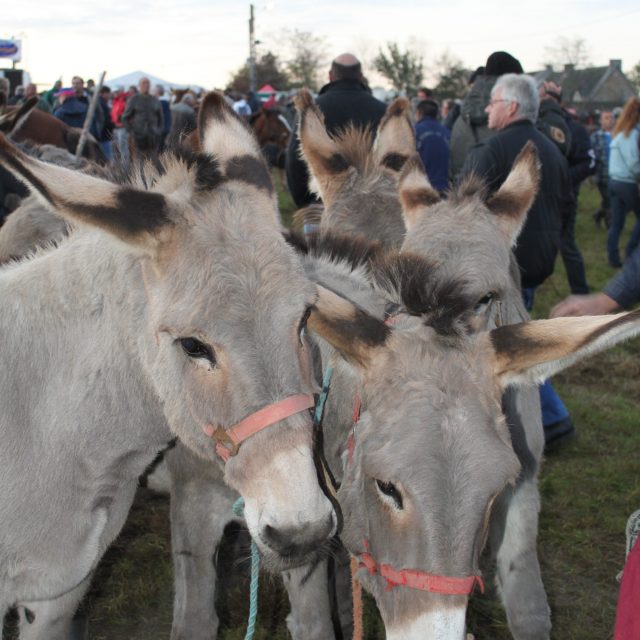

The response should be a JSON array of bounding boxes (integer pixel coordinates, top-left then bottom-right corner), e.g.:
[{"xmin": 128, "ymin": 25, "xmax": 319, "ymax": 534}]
[
  {"xmin": 17, "ymin": 576, "xmax": 91, "ymax": 640},
  {"xmin": 490, "ymin": 479, "xmax": 551, "ymax": 640},
  {"xmin": 492, "ymin": 387, "xmax": 551, "ymax": 640},
  {"xmin": 167, "ymin": 449, "xmax": 236, "ymax": 640},
  {"xmin": 283, "ymin": 558, "xmax": 336, "ymax": 640}
]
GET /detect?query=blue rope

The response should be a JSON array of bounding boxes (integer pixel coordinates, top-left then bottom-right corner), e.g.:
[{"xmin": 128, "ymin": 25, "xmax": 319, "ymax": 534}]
[
  {"xmin": 230, "ymin": 368, "xmax": 334, "ymax": 640},
  {"xmin": 233, "ymin": 497, "xmax": 260, "ymax": 640},
  {"xmin": 314, "ymin": 365, "xmax": 334, "ymax": 427}
]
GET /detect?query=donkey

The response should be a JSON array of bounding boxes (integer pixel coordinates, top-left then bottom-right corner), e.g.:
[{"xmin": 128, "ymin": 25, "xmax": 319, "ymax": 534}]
[
  {"xmin": 397, "ymin": 144, "xmax": 552, "ymax": 638},
  {"xmin": 282, "ymin": 227, "xmax": 640, "ymax": 640},
  {"xmin": 0, "ymin": 92, "xmax": 337, "ymax": 639},
  {"xmin": 292, "ymin": 92, "xmax": 552, "ymax": 637},
  {"xmin": 293, "ymin": 90, "xmax": 412, "ymax": 249}
]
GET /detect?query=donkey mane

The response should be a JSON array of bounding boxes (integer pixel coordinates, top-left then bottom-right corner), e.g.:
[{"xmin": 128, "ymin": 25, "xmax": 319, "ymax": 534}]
[
  {"xmin": 326, "ymin": 125, "xmax": 377, "ymax": 174},
  {"xmin": 286, "ymin": 231, "xmax": 475, "ymax": 336},
  {"xmin": 448, "ymin": 171, "xmax": 488, "ymax": 204},
  {"xmin": 372, "ymin": 252, "xmax": 476, "ymax": 336}
]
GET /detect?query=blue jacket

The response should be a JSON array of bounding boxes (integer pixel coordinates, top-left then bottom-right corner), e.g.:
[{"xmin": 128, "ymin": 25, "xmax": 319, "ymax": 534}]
[
  {"xmin": 414, "ymin": 116, "xmax": 451, "ymax": 193},
  {"xmin": 609, "ymin": 127, "xmax": 640, "ymax": 183},
  {"xmin": 604, "ymin": 245, "xmax": 640, "ymax": 308}
]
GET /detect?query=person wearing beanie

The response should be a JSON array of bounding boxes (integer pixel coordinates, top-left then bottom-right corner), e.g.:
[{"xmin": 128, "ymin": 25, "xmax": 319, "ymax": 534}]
[{"xmin": 449, "ymin": 51, "xmax": 523, "ymax": 179}]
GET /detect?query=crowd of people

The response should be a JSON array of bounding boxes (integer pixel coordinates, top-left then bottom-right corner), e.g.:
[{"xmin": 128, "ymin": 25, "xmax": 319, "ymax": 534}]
[{"xmin": 1, "ymin": 49, "xmax": 639, "ymax": 637}]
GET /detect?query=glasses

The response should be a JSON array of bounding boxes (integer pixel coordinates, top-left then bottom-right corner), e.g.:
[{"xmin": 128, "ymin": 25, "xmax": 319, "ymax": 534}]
[{"xmin": 488, "ymin": 98, "xmax": 511, "ymax": 107}]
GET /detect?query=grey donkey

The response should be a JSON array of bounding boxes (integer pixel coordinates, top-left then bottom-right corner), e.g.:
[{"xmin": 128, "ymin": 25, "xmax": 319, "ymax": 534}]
[
  {"xmin": 293, "ymin": 89, "xmax": 412, "ymax": 249},
  {"xmin": 291, "ymin": 93, "xmax": 549, "ymax": 638},
  {"xmin": 398, "ymin": 143, "xmax": 552, "ymax": 638},
  {"xmin": 0, "ymin": 92, "xmax": 337, "ymax": 639},
  {"xmin": 282, "ymin": 227, "xmax": 640, "ymax": 640}
]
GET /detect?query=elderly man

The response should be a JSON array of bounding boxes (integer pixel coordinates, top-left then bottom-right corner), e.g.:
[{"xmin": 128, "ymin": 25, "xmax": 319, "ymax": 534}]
[
  {"xmin": 24, "ymin": 83, "xmax": 52, "ymax": 113},
  {"xmin": 460, "ymin": 73, "xmax": 576, "ymax": 449},
  {"xmin": 123, "ymin": 76, "xmax": 164, "ymax": 161},
  {"xmin": 285, "ymin": 52, "xmax": 387, "ymax": 207}
]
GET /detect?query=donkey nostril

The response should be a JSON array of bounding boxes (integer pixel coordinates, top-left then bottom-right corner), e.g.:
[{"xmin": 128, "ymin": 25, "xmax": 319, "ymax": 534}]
[{"xmin": 261, "ymin": 515, "xmax": 334, "ymax": 558}]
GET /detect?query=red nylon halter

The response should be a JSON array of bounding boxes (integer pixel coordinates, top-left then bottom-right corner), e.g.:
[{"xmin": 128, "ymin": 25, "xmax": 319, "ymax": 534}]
[
  {"xmin": 203, "ymin": 393, "xmax": 315, "ymax": 461},
  {"xmin": 347, "ymin": 312, "xmax": 484, "ymax": 597},
  {"xmin": 358, "ymin": 539, "xmax": 485, "ymax": 595}
]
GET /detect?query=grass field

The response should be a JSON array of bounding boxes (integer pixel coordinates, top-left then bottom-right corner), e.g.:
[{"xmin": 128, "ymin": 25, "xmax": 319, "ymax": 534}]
[{"xmin": 4, "ymin": 180, "xmax": 639, "ymax": 640}]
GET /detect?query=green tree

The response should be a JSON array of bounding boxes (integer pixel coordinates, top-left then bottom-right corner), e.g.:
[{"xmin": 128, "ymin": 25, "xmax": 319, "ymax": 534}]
[
  {"xmin": 433, "ymin": 53, "xmax": 469, "ymax": 99},
  {"xmin": 373, "ymin": 42, "xmax": 423, "ymax": 94},
  {"xmin": 628, "ymin": 60, "xmax": 640, "ymax": 93},
  {"xmin": 227, "ymin": 51, "xmax": 290, "ymax": 93},
  {"xmin": 283, "ymin": 29, "xmax": 328, "ymax": 91}
]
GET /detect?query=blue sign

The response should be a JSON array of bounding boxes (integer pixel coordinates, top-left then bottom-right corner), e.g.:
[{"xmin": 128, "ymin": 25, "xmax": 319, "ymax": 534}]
[{"xmin": 0, "ymin": 39, "xmax": 21, "ymax": 62}]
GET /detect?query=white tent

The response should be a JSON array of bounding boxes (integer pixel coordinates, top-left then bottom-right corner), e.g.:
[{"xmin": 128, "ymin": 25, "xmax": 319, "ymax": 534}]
[{"xmin": 106, "ymin": 70, "xmax": 202, "ymax": 92}]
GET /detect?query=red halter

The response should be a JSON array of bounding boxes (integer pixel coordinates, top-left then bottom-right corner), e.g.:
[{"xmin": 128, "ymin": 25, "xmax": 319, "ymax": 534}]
[
  {"xmin": 203, "ymin": 393, "xmax": 315, "ymax": 462},
  {"xmin": 347, "ymin": 312, "xmax": 484, "ymax": 597},
  {"xmin": 358, "ymin": 539, "xmax": 484, "ymax": 595}
]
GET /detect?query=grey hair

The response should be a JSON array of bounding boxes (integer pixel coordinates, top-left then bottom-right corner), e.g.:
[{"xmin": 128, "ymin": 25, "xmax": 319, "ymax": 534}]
[{"xmin": 493, "ymin": 74, "xmax": 539, "ymax": 122}]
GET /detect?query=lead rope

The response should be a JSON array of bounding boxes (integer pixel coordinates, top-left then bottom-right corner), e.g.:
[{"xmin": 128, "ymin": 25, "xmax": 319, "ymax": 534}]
[
  {"xmin": 351, "ymin": 555, "xmax": 364, "ymax": 640},
  {"xmin": 233, "ymin": 497, "xmax": 260, "ymax": 640}
]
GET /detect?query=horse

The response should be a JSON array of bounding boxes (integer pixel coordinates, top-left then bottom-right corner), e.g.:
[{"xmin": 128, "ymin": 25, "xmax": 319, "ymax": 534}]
[
  {"xmin": 250, "ymin": 107, "xmax": 291, "ymax": 169},
  {"xmin": 0, "ymin": 96, "xmax": 106, "ymax": 165},
  {"xmin": 0, "ymin": 92, "xmax": 337, "ymax": 639}
]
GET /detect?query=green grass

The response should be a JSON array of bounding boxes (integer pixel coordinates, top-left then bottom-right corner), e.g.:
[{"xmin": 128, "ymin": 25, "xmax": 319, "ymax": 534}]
[{"xmin": 5, "ymin": 181, "xmax": 638, "ymax": 640}]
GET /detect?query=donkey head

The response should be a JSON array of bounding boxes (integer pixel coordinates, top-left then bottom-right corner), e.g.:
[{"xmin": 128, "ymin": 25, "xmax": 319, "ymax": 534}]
[
  {"xmin": 309, "ymin": 260, "xmax": 640, "ymax": 638},
  {"xmin": 0, "ymin": 93, "xmax": 336, "ymax": 569},
  {"xmin": 295, "ymin": 90, "xmax": 416, "ymax": 248},
  {"xmin": 400, "ymin": 142, "xmax": 540, "ymax": 330}
]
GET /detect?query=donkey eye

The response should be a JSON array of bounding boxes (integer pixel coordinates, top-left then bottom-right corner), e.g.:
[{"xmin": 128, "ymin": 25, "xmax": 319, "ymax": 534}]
[
  {"xmin": 298, "ymin": 306, "xmax": 311, "ymax": 343},
  {"xmin": 179, "ymin": 337, "xmax": 216, "ymax": 364},
  {"xmin": 375, "ymin": 479, "xmax": 404, "ymax": 510},
  {"xmin": 474, "ymin": 292, "xmax": 494, "ymax": 314}
]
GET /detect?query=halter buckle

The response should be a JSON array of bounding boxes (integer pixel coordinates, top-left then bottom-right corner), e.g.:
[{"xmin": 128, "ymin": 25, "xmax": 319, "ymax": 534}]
[{"xmin": 211, "ymin": 426, "xmax": 241, "ymax": 458}]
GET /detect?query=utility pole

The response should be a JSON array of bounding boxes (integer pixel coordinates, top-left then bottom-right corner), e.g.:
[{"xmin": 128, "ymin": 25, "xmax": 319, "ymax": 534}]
[{"xmin": 248, "ymin": 4, "xmax": 257, "ymax": 92}]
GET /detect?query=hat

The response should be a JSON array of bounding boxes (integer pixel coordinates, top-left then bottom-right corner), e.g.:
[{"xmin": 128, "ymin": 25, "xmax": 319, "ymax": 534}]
[{"xmin": 485, "ymin": 51, "xmax": 523, "ymax": 76}]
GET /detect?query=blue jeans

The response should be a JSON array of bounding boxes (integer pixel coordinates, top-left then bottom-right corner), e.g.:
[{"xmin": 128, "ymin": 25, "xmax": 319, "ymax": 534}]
[
  {"xmin": 608, "ymin": 179, "xmax": 640, "ymax": 266},
  {"xmin": 522, "ymin": 287, "xmax": 571, "ymax": 427}
]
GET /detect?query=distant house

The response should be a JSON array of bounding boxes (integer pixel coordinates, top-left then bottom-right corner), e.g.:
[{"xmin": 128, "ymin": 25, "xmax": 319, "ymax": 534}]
[{"xmin": 530, "ymin": 59, "xmax": 637, "ymax": 114}]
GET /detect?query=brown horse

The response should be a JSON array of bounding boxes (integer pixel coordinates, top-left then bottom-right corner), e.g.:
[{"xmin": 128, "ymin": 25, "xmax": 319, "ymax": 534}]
[
  {"xmin": 250, "ymin": 107, "xmax": 291, "ymax": 168},
  {"xmin": 0, "ymin": 95, "xmax": 106, "ymax": 164}
]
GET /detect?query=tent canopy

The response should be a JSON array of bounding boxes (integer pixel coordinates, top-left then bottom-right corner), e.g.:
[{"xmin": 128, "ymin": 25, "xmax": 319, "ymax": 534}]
[
  {"xmin": 257, "ymin": 84, "xmax": 277, "ymax": 93},
  {"xmin": 106, "ymin": 70, "xmax": 201, "ymax": 91}
]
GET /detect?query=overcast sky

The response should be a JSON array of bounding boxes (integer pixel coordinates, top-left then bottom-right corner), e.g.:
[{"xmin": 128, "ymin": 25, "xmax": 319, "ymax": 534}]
[{"xmin": 6, "ymin": 0, "xmax": 640, "ymax": 90}]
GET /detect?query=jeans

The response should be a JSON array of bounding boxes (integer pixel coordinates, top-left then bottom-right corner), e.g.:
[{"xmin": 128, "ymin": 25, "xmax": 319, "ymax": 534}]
[
  {"xmin": 608, "ymin": 179, "xmax": 640, "ymax": 266},
  {"xmin": 522, "ymin": 287, "xmax": 571, "ymax": 427}
]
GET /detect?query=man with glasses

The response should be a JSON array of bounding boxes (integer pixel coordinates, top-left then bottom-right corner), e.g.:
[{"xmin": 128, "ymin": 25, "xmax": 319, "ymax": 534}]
[{"xmin": 460, "ymin": 73, "xmax": 577, "ymax": 450}]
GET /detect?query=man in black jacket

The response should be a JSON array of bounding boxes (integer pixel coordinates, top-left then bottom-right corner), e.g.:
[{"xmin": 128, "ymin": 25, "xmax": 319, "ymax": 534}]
[
  {"xmin": 460, "ymin": 73, "xmax": 576, "ymax": 449},
  {"xmin": 285, "ymin": 53, "xmax": 387, "ymax": 208},
  {"xmin": 538, "ymin": 81, "xmax": 594, "ymax": 293}
]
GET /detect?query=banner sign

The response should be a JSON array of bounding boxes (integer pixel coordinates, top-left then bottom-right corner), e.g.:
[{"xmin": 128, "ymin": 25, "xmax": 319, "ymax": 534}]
[{"xmin": 0, "ymin": 40, "xmax": 21, "ymax": 62}]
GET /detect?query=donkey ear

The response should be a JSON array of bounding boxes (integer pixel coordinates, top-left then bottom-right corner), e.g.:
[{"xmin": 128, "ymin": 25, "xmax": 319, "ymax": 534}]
[
  {"xmin": 398, "ymin": 156, "xmax": 441, "ymax": 231},
  {"xmin": 374, "ymin": 98, "xmax": 416, "ymax": 174},
  {"xmin": 308, "ymin": 284, "xmax": 391, "ymax": 368},
  {"xmin": 0, "ymin": 134, "xmax": 171, "ymax": 252},
  {"xmin": 295, "ymin": 89, "xmax": 350, "ymax": 198},
  {"xmin": 0, "ymin": 96, "xmax": 38, "ymax": 135},
  {"xmin": 489, "ymin": 309, "xmax": 640, "ymax": 388},
  {"xmin": 197, "ymin": 91, "xmax": 275, "ymax": 198},
  {"xmin": 486, "ymin": 141, "xmax": 540, "ymax": 247}
]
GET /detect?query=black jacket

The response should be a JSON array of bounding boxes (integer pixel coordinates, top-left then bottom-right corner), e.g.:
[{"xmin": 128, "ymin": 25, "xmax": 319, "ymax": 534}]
[
  {"xmin": 285, "ymin": 79, "xmax": 387, "ymax": 207},
  {"xmin": 460, "ymin": 119, "xmax": 574, "ymax": 289}
]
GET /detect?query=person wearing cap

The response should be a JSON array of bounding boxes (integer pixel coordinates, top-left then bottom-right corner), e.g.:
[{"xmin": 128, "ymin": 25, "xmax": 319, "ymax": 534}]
[
  {"xmin": 285, "ymin": 52, "xmax": 387, "ymax": 208},
  {"xmin": 449, "ymin": 51, "xmax": 524, "ymax": 180}
]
